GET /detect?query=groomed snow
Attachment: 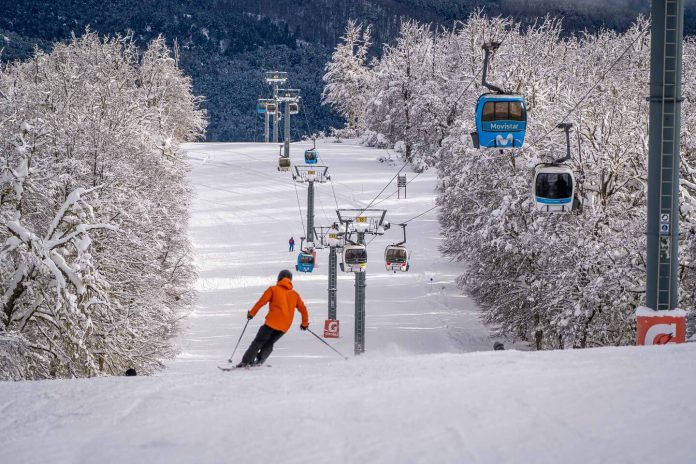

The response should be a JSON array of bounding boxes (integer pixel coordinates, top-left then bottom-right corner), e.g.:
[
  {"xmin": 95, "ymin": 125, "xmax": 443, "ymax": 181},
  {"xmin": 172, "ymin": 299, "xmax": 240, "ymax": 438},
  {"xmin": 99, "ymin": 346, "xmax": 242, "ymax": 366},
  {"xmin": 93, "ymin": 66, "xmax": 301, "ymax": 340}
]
[{"xmin": 1, "ymin": 141, "xmax": 694, "ymax": 463}]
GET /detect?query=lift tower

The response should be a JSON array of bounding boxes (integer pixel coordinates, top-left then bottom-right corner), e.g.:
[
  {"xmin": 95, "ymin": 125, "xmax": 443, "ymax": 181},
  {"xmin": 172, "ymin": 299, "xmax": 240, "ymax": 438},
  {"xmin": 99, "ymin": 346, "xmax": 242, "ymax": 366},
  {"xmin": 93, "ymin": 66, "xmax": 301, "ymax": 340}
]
[
  {"xmin": 337, "ymin": 209, "xmax": 388, "ymax": 355},
  {"xmin": 315, "ymin": 225, "xmax": 342, "ymax": 322},
  {"xmin": 640, "ymin": 0, "xmax": 686, "ymax": 344},
  {"xmin": 278, "ymin": 88, "xmax": 300, "ymax": 159},
  {"xmin": 293, "ymin": 165, "xmax": 330, "ymax": 245},
  {"xmin": 646, "ymin": 0, "xmax": 684, "ymax": 311},
  {"xmin": 256, "ymin": 99, "xmax": 275, "ymax": 143},
  {"xmin": 264, "ymin": 71, "xmax": 287, "ymax": 144}
]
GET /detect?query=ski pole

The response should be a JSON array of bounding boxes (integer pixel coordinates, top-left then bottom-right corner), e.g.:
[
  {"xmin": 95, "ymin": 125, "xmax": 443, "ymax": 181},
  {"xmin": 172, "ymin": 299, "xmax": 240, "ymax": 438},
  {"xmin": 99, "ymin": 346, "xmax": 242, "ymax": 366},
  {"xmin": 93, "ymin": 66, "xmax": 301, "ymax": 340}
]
[
  {"xmin": 228, "ymin": 319, "xmax": 250, "ymax": 363},
  {"xmin": 307, "ymin": 328, "xmax": 349, "ymax": 360}
]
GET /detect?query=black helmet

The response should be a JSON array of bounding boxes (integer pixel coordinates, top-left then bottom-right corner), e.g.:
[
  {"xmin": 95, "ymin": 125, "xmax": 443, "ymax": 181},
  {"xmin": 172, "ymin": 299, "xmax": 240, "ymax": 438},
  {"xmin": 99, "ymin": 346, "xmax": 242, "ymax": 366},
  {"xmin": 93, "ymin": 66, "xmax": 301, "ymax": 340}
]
[
  {"xmin": 278, "ymin": 269, "xmax": 293, "ymax": 281},
  {"xmin": 493, "ymin": 342, "xmax": 505, "ymax": 351}
]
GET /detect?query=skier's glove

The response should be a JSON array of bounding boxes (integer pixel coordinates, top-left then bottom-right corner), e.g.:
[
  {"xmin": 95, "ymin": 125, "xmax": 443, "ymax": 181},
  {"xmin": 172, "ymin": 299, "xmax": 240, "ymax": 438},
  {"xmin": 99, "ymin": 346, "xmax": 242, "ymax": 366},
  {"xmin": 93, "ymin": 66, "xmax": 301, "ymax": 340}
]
[
  {"xmin": 247, "ymin": 312, "xmax": 254, "ymax": 320},
  {"xmin": 300, "ymin": 323, "xmax": 309, "ymax": 331}
]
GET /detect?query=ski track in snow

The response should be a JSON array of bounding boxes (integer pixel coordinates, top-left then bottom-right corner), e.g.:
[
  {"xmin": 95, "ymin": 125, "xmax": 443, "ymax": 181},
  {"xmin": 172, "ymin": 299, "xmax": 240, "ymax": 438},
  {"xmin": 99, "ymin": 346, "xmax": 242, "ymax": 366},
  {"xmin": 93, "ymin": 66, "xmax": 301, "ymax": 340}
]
[{"xmin": 1, "ymin": 141, "xmax": 695, "ymax": 464}]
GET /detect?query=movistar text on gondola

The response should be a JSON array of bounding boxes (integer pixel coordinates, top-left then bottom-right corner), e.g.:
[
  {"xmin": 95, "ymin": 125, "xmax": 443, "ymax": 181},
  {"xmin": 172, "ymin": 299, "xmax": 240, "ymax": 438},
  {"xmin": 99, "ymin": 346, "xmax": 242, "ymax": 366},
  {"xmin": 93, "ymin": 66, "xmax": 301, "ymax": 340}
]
[{"xmin": 487, "ymin": 122, "xmax": 522, "ymax": 131}]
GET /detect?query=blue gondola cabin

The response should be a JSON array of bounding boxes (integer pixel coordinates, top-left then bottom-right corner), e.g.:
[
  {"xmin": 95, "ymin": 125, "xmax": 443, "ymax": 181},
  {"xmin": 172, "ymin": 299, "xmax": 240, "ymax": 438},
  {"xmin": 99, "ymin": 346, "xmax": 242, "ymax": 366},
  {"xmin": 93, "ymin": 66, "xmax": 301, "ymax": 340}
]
[
  {"xmin": 296, "ymin": 251, "xmax": 315, "ymax": 273},
  {"xmin": 304, "ymin": 149, "xmax": 318, "ymax": 165},
  {"xmin": 472, "ymin": 94, "xmax": 527, "ymax": 149}
]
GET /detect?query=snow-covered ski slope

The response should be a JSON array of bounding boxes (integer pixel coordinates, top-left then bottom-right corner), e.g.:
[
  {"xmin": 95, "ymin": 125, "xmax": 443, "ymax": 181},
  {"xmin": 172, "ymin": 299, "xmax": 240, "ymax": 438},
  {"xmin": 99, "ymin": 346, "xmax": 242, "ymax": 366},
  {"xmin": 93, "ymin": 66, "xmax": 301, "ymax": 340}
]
[
  {"xmin": 172, "ymin": 140, "xmax": 492, "ymax": 373},
  {"xmin": 1, "ymin": 141, "xmax": 695, "ymax": 464}
]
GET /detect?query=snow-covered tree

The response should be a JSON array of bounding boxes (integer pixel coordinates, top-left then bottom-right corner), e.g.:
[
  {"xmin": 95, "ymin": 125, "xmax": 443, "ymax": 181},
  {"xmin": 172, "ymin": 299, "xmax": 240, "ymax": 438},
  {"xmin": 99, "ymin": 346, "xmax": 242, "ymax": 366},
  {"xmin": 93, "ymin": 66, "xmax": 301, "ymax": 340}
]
[
  {"xmin": 330, "ymin": 13, "xmax": 696, "ymax": 348},
  {"xmin": 322, "ymin": 20, "xmax": 373, "ymax": 134},
  {"xmin": 0, "ymin": 31, "xmax": 206, "ymax": 379},
  {"xmin": 681, "ymin": 36, "xmax": 696, "ymax": 338},
  {"xmin": 362, "ymin": 20, "xmax": 434, "ymax": 167}
]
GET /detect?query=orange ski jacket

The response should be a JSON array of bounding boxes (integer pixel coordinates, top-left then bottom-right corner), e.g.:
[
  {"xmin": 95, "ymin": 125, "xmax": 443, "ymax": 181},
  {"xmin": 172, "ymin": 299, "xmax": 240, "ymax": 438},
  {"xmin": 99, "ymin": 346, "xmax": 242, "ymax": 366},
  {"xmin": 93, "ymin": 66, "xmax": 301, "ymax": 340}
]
[{"xmin": 249, "ymin": 278, "xmax": 309, "ymax": 333}]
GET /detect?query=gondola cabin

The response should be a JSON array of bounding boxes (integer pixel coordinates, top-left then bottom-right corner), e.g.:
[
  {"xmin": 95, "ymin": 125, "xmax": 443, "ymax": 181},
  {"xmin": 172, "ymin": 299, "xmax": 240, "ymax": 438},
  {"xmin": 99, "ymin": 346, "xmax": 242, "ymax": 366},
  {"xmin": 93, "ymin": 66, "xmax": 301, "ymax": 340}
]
[
  {"xmin": 296, "ymin": 251, "xmax": 315, "ymax": 273},
  {"xmin": 341, "ymin": 245, "xmax": 367, "ymax": 273},
  {"xmin": 472, "ymin": 94, "xmax": 527, "ymax": 149},
  {"xmin": 533, "ymin": 164, "xmax": 575, "ymax": 212},
  {"xmin": 304, "ymin": 148, "xmax": 318, "ymax": 165},
  {"xmin": 257, "ymin": 99, "xmax": 276, "ymax": 115},
  {"xmin": 384, "ymin": 246, "xmax": 409, "ymax": 272},
  {"xmin": 278, "ymin": 157, "xmax": 291, "ymax": 172}
]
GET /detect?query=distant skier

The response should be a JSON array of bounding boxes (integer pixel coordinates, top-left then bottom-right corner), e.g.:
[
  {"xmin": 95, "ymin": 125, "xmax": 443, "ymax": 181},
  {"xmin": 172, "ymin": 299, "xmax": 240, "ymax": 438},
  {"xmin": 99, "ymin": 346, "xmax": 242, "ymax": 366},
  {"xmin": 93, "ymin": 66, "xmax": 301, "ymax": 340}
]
[
  {"xmin": 289, "ymin": 236, "xmax": 295, "ymax": 252},
  {"xmin": 237, "ymin": 269, "xmax": 309, "ymax": 367}
]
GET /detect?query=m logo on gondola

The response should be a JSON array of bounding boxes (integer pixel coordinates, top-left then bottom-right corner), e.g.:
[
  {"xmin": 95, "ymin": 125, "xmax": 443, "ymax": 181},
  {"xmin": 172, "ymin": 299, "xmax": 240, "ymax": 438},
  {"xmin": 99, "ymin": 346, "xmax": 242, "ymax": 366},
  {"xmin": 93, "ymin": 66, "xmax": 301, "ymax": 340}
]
[{"xmin": 495, "ymin": 134, "xmax": 515, "ymax": 146}]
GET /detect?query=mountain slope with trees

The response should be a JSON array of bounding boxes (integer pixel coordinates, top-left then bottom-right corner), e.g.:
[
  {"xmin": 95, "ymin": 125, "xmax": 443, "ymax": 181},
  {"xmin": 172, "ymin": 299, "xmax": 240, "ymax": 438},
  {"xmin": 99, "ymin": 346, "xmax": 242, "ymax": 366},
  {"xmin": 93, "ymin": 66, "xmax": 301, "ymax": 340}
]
[{"xmin": 2, "ymin": 0, "xmax": 693, "ymax": 141}]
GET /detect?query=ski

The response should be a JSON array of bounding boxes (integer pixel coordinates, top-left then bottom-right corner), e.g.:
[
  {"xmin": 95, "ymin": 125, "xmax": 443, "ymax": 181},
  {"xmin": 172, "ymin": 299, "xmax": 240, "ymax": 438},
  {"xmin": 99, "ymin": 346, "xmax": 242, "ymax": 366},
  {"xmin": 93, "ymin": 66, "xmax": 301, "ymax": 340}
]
[{"xmin": 217, "ymin": 364, "xmax": 271, "ymax": 371}]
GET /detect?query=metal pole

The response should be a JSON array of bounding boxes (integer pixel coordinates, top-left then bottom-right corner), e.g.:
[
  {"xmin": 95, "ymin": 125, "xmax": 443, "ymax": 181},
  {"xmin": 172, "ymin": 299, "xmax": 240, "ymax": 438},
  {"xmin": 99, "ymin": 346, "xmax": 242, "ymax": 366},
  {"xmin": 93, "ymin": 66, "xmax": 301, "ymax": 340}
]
[
  {"xmin": 307, "ymin": 180, "xmax": 315, "ymax": 243},
  {"xmin": 227, "ymin": 319, "xmax": 251, "ymax": 363},
  {"xmin": 307, "ymin": 328, "xmax": 348, "ymax": 360},
  {"xmin": 354, "ymin": 231, "xmax": 366, "ymax": 355},
  {"xmin": 284, "ymin": 100, "xmax": 291, "ymax": 158},
  {"xmin": 264, "ymin": 111, "xmax": 270, "ymax": 144},
  {"xmin": 272, "ymin": 83, "xmax": 279, "ymax": 143},
  {"xmin": 328, "ymin": 246, "xmax": 337, "ymax": 320},
  {"xmin": 646, "ymin": 0, "xmax": 683, "ymax": 311},
  {"xmin": 481, "ymin": 42, "xmax": 504, "ymax": 94}
]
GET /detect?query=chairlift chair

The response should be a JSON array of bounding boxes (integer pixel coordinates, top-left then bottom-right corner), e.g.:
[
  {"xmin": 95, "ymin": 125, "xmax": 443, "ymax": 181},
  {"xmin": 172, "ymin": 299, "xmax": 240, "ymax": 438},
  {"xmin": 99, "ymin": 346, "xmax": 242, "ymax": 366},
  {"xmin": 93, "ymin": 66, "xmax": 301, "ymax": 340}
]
[
  {"xmin": 472, "ymin": 94, "xmax": 527, "ymax": 149},
  {"xmin": 304, "ymin": 148, "xmax": 319, "ymax": 165},
  {"xmin": 532, "ymin": 123, "xmax": 577, "ymax": 213},
  {"xmin": 296, "ymin": 251, "xmax": 315, "ymax": 273},
  {"xmin": 257, "ymin": 99, "xmax": 275, "ymax": 115},
  {"xmin": 470, "ymin": 42, "xmax": 527, "ymax": 150},
  {"xmin": 384, "ymin": 246, "xmax": 409, "ymax": 272},
  {"xmin": 289, "ymin": 102, "xmax": 299, "ymax": 115},
  {"xmin": 340, "ymin": 245, "xmax": 367, "ymax": 273},
  {"xmin": 384, "ymin": 223, "xmax": 409, "ymax": 272},
  {"xmin": 533, "ymin": 164, "xmax": 575, "ymax": 213},
  {"xmin": 265, "ymin": 101, "xmax": 278, "ymax": 115},
  {"xmin": 278, "ymin": 157, "xmax": 291, "ymax": 171}
]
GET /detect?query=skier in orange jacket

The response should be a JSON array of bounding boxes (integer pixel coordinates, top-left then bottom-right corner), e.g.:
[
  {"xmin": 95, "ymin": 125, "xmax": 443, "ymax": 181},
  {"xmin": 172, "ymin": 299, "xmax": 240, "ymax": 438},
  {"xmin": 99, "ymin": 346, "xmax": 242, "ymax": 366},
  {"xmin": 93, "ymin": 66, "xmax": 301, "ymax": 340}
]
[{"xmin": 237, "ymin": 269, "xmax": 309, "ymax": 367}]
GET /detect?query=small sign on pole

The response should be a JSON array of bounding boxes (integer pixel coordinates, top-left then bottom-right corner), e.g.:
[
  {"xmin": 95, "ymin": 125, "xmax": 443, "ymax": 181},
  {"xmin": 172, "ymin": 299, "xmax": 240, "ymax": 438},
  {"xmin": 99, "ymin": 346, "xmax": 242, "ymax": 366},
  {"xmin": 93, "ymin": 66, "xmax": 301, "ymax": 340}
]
[
  {"xmin": 397, "ymin": 175, "xmax": 407, "ymax": 199},
  {"xmin": 324, "ymin": 319, "xmax": 340, "ymax": 338}
]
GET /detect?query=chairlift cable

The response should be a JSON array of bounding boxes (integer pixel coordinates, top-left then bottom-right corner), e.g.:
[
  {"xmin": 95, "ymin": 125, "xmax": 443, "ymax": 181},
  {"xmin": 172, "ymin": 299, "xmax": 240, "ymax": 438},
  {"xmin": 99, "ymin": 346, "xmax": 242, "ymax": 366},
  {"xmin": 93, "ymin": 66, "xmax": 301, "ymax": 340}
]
[
  {"xmin": 329, "ymin": 177, "xmax": 341, "ymax": 209},
  {"xmin": 403, "ymin": 204, "xmax": 439, "ymax": 224},
  {"xmin": 301, "ymin": 100, "xmax": 313, "ymax": 139},
  {"xmin": 316, "ymin": 187, "xmax": 332, "ymax": 224},
  {"xmin": 371, "ymin": 171, "xmax": 422, "ymax": 207},
  {"xmin": 190, "ymin": 152, "xmax": 295, "ymax": 189},
  {"xmin": 357, "ymin": 157, "xmax": 410, "ymax": 217},
  {"xmin": 292, "ymin": 173, "xmax": 307, "ymax": 236}
]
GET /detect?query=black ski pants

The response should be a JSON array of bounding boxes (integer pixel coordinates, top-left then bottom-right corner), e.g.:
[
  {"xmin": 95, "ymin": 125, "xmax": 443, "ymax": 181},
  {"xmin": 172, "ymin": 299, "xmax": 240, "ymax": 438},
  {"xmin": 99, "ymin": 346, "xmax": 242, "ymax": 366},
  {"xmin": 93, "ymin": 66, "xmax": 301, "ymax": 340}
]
[{"xmin": 241, "ymin": 324, "xmax": 285, "ymax": 365}]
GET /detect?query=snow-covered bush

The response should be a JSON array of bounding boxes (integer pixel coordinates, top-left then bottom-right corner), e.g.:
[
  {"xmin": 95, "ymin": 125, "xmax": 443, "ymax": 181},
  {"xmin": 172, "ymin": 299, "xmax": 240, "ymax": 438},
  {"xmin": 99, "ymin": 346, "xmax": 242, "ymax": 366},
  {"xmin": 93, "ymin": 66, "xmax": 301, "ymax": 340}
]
[
  {"xmin": 0, "ymin": 32, "xmax": 206, "ymax": 379},
  {"xmin": 360, "ymin": 130, "xmax": 391, "ymax": 149}
]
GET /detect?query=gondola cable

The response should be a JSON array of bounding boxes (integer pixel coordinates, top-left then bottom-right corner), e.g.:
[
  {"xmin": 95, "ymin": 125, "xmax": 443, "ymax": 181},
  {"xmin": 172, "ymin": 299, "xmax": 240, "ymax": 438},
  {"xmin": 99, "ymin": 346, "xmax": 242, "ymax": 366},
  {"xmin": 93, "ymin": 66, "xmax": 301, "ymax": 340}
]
[
  {"xmin": 356, "ymin": 158, "xmax": 410, "ymax": 218},
  {"xmin": 292, "ymin": 173, "xmax": 307, "ymax": 236},
  {"xmin": 518, "ymin": 27, "xmax": 650, "ymax": 159}
]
